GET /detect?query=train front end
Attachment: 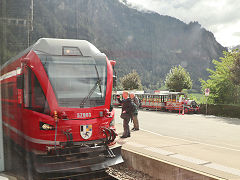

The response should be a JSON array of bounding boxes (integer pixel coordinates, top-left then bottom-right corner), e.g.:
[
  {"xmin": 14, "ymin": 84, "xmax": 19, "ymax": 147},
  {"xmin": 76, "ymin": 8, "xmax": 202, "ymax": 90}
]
[{"xmin": 15, "ymin": 38, "xmax": 123, "ymax": 178}]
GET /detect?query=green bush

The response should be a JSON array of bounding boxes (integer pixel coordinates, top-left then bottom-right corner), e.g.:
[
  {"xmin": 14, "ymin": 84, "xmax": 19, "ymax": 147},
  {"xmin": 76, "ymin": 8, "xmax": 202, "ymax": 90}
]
[{"xmin": 199, "ymin": 104, "xmax": 240, "ymax": 118}]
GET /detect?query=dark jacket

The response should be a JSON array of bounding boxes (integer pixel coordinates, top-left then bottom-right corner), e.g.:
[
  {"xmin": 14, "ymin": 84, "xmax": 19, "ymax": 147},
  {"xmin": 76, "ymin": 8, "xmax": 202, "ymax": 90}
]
[{"xmin": 117, "ymin": 97, "xmax": 135, "ymax": 115}]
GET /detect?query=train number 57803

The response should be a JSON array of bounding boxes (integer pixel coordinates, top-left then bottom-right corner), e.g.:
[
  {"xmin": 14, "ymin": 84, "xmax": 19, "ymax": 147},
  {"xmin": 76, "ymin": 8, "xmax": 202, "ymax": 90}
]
[{"xmin": 77, "ymin": 113, "xmax": 91, "ymax": 118}]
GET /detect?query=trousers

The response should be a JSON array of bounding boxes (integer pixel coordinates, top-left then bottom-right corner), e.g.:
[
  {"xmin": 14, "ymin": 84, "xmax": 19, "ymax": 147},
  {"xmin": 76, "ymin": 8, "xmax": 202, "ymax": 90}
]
[
  {"xmin": 123, "ymin": 115, "xmax": 131, "ymax": 136},
  {"xmin": 132, "ymin": 114, "xmax": 139, "ymax": 129}
]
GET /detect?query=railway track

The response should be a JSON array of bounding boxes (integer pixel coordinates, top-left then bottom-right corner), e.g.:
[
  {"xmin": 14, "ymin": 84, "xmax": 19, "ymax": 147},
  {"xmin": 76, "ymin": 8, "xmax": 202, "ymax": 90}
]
[{"xmin": 47, "ymin": 170, "xmax": 119, "ymax": 180}]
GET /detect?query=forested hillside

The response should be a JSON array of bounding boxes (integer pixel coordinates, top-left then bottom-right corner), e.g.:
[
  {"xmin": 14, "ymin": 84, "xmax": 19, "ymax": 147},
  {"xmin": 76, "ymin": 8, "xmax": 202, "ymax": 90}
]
[{"xmin": 0, "ymin": 0, "xmax": 226, "ymax": 90}]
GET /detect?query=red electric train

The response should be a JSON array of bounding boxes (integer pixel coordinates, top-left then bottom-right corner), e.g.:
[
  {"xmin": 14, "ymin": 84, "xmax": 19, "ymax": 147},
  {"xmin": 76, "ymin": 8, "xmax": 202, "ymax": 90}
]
[{"xmin": 1, "ymin": 38, "xmax": 123, "ymax": 178}]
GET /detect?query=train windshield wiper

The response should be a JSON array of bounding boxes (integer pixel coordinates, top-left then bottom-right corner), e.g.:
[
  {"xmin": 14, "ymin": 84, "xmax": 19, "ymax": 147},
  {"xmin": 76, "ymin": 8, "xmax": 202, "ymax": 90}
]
[
  {"xmin": 80, "ymin": 65, "xmax": 102, "ymax": 107},
  {"xmin": 94, "ymin": 65, "xmax": 102, "ymax": 98}
]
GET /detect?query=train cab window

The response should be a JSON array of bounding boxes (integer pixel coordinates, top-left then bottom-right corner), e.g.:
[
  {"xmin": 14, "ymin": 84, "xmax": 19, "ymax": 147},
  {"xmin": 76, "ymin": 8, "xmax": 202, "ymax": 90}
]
[
  {"xmin": 32, "ymin": 75, "xmax": 50, "ymax": 114},
  {"xmin": 24, "ymin": 67, "xmax": 50, "ymax": 114},
  {"xmin": 40, "ymin": 55, "xmax": 107, "ymax": 108}
]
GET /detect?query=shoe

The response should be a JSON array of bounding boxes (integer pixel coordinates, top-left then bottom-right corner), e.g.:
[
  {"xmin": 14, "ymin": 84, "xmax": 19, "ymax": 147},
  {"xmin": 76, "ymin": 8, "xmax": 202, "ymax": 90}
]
[
  {"xmin": 120, "ymin": 135, "xmax": 128, "ymax": 138},
  {"xmin": 132, "ymin": 128, "xmax": 139, "ymax": 131},
  {"xmin": 127, "ymin": 134, "xmax": 131, "ymax": 137}
]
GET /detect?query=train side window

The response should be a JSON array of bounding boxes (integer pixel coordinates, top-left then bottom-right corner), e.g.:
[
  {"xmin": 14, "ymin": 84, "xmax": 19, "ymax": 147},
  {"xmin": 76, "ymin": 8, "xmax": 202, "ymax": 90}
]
[
  {"xmin": 23, "ymin": 67, "xmax": 50, "ymax": 115},
  {"xmin": 32, "ymin": 74, "xmax": 50, "ymax": 114}
]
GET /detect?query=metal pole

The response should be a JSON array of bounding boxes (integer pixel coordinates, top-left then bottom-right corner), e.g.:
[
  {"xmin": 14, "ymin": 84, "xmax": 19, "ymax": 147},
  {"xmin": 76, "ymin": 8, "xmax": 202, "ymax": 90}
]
[
  {"xmin": 27, "ymin": 25, "xmax": 30, "ymax": 47},
  {"xmin": 206, "ymin": 97, "xmax": 207, "ymax": 115},
  {"xmin": 0, "ymin": 0, "xmax": 7, "ymax": 171},
  {"xmin": 0, "ymin": 88, "xmax": 4, "ymax": 171},
  {"xmin": 76, "ymin": 0, "xmax": 79, "ymax": 39},
  {"xmin": 1, "ymin": 0, "xmax": 7, "ymax": 64},
  {"xmin": 28, "ymin": 0, "xmax": 33, "ymax": 47},
  {"xmin": 30, "ymin": 0, "xmax": 33, "ymax": 31}
]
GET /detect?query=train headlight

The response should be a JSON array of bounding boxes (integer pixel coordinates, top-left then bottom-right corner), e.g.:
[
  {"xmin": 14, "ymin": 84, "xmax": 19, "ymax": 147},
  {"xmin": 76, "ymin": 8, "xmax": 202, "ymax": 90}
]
[
  {"xmin": 63, "ymin": 47, "xmax": 82, "ymax": 56},
  {"xmin": 40, "ymin": 122, "xmax": 55, "ymax": 130}
]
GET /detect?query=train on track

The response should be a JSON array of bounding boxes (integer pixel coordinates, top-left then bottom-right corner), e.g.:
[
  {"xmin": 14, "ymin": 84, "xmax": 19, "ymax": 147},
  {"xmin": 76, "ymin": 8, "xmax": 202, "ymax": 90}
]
[
  {"xmin": 113, "ymin": 91, "xmax": 199, "ymax": 114},
  {"xmin": 1, "ymin": 38, "xmax": 123, "ymax": 179}
]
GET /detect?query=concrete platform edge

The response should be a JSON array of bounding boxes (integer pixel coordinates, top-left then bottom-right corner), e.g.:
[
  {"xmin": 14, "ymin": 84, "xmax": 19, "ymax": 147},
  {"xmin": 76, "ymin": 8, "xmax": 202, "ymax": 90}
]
[
  {"xmin": 121, "ymin": 148, "xmax": 228, "ymax": 180},
  {"xmin": 0, "ymin": 173, "xmax": 17, "ymax": 180}
]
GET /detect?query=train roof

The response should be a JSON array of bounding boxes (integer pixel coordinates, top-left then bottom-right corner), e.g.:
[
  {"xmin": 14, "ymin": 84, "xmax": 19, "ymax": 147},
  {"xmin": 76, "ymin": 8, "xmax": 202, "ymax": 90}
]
[
  {"xmin": 2, "ymin": 38, "xmax": 104, "ymax": 70},
  {"xmin": 168, "ymin": 92, "xmax": 185, "ymax": 95}
]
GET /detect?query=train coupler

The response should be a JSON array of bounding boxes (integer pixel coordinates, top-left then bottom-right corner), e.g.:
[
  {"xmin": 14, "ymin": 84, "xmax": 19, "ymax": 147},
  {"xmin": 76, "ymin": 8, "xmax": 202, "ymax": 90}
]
[
  {"xmin": 101, "ymin": 127, "xmax": 117, "ymax": 158},
  {"xmin": 106, "ymin": 145, "xmax": 116, "ymax": 158}
]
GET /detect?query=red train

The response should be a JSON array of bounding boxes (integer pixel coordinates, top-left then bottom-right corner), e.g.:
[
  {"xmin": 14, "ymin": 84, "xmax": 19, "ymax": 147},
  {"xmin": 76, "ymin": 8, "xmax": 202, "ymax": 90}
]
[
  {"xmin": 113, "ymin": 91, "xmax": 199, "ymax": 113},
  {"xmin": 1, "ymin": 38, "xmax": 123, "ymax": 178}
]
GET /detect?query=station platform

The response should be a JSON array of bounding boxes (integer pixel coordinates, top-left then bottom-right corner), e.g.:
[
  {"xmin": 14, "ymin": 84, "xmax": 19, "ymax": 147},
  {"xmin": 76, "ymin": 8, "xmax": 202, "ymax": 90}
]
[
  {"xmin": 115, "ymin": 123, "xmax": 240, "ymax": 180},
  {"xmin": 0, "ymin": 174, "xmax": 15, "ymax": 180}
]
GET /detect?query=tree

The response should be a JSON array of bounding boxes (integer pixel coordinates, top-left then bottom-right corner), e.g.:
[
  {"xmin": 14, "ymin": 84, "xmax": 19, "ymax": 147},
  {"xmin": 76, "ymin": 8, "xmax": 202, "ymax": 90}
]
[
  {"xmin": 230, "ymin": 50, "xmax": 240, "ymax": 103},
  {"xmin": 230, "ymin": 49, "xmax": 240, "ymax": 85},
  {"xmin": 120, "ymin": 70, "xmax": 142, "ymax": 90},
  {"xmin": 200, "ymin": 50, "xmax": 240, "ymax": 104},
  {"xmin": 165, "ymin": 65, "xmax": 192, "ymax": 92}
]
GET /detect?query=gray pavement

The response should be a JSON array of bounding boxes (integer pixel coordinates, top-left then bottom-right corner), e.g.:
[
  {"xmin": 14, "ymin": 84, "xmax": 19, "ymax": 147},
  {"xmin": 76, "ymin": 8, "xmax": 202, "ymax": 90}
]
[
  {"xmin": 115, "ymin": 108, "xmax": 240, "ymax": 150},
  {"xmin": 114, "ymin": 108, "xmax": 240, "ymax": 180}
]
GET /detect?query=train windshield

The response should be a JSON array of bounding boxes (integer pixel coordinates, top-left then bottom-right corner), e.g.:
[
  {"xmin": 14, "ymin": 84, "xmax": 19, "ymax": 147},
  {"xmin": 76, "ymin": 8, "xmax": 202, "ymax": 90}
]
[{"xmin": 39, "ymin": 55, "xmax": 107, "ymax": 108}]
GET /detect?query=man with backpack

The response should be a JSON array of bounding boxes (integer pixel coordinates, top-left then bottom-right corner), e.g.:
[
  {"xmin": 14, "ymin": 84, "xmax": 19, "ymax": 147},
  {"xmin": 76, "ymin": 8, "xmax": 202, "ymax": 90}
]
[{"xmin": 130, "ymin": 93, "xmax": 139, "ymax": 131}]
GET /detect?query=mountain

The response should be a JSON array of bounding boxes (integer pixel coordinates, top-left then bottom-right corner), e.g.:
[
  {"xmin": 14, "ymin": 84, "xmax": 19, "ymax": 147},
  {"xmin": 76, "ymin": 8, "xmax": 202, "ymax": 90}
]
[
  {"xmin": 229, "ymin": 45, "xmax": 240, "ymax": 51},
  {"xmin": 0, "ymin": 0, "xmax": 226, "ymax": 90}
]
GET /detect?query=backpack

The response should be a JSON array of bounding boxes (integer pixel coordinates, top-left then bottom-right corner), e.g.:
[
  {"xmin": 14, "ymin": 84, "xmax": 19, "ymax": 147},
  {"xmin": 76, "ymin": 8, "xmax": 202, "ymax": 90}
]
[
  {"xmin": 135, "ymin": 97, "xmax": 140, "ymax": 108},
  {"xmin": 131, "ymin": 99, "xmax": 138, "ymax": 114}
]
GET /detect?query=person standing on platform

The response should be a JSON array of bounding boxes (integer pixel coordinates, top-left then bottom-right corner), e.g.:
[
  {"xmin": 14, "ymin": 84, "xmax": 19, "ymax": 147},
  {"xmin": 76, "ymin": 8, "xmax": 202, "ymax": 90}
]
[
  {"xmin": 117, "ymin": 91, "xmax": 135, "ymax": 138},
  {"xmin": 130, "ymin": 93, "xmax": 139, "ymax": 131}
]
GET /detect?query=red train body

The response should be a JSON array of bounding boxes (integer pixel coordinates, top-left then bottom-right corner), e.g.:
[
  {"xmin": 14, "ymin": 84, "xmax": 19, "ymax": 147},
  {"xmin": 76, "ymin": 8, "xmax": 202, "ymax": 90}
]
[{"xmin": 1, "ymin": 38, "xmax": 122, "ymax": 178}]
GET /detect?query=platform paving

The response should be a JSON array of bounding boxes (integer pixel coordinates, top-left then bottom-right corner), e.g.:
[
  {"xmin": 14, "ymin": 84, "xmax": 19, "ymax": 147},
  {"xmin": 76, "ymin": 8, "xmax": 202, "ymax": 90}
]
[{"xmin": 115, "ymin": 122, "xmax": 240, "ymax": 180}]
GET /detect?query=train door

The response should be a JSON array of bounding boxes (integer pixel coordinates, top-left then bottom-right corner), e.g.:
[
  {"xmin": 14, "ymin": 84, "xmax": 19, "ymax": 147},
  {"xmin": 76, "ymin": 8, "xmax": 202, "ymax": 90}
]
[
  {"xmin": 0, "ymin": 76, "xmax": 18, "ymax": 171},
  {"xmin": 1, "ymin": 80, "xmax": 19, "ymax": 140},
  {"xmin": 166, "ymin": 94, "xmax": 174, "ymax": 111},
  {"xmin": 22, "ymin": 66, "xmax": 50, "ymax": 149},
  {"xmin": 153, "ymin": 95, "xmax": 158, "ymax": 109}
]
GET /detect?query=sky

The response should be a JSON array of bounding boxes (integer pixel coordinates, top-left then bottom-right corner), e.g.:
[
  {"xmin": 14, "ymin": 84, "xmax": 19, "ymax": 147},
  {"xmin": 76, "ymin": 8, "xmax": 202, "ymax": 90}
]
[{"xmin": 123, "ymin": 0, "xmax": 240, "ymax": 47}]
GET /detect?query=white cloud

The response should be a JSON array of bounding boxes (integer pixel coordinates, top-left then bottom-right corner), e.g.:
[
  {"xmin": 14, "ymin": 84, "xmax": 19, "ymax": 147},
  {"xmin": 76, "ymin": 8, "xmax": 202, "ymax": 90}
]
[
  {"xmin": 214, "ymin": 20, "xmax": 240, "ymax": 47},
  {"xmin": 125, "ymin": 0, "xmax": 240, "ymax": 47},
  {"xmin": 233, "ymin": 32, "xmax": 240, "ymax": 37}
]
